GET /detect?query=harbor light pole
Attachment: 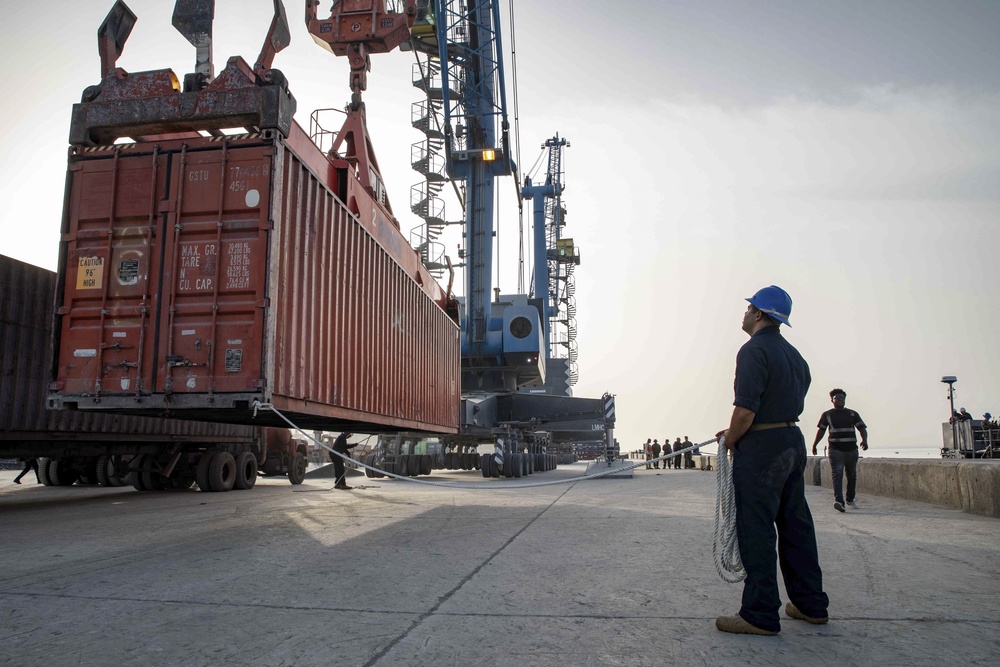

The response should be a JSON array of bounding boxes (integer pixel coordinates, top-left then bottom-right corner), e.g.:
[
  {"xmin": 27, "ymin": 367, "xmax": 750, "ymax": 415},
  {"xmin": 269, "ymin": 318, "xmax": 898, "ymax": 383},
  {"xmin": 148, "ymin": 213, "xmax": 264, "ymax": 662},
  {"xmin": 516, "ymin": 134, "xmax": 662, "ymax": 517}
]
[{"xmin": 942, "ymin": 376, "xmax": 957, "ymax": 457}]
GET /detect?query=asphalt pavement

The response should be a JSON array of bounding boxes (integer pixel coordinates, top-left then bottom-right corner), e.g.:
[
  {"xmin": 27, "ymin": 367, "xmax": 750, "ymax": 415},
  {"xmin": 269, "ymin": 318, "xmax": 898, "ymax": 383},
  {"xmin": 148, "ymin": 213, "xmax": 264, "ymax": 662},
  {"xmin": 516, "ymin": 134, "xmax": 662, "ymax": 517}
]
[{"xmin": 1, "ymin": 461, "xmax": 997, "ymax": 666}]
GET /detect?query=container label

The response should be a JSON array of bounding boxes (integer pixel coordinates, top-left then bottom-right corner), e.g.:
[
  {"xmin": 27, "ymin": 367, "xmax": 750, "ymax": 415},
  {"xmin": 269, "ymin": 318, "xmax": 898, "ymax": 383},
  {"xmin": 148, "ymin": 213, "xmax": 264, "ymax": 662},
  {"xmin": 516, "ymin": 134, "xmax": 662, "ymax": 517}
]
[
  {"xmin": 177, "ymin": 242, "xmax": 218, "ymax": 291},
  {"xmin": 74, "ymin": 349, "xmax": 97, "ymax": 358},
  {"xmin": 225, "ymin": 242, "xmax": 252, "ymax": 290},
  {"xmin": 225, "ymin": 349, "xmax": 243, "ymax": 373},
  {"xmin": 77, "ymin": 256, "xmax": 104, "ymax": 290},
  {"xmin": 118, "ymin": 258, "xmax": 139, "ymax": 286}
]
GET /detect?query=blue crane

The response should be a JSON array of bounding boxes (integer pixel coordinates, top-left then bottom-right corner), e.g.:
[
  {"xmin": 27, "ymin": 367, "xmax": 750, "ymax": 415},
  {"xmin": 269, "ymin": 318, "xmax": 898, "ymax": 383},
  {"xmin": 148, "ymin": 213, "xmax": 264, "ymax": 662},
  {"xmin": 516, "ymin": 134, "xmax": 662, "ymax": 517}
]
[{"xmin": 310, "ymin": 0, "xmax": 615, "ymax": 476}]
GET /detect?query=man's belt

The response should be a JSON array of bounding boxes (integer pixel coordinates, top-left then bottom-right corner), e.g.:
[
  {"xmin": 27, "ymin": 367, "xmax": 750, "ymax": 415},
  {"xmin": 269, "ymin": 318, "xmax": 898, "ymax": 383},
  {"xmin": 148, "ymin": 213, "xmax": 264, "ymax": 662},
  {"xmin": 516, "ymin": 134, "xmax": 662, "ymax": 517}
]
[{"xmin": 747, "ymin": 421, "xmax": 797, "ymax": 432}]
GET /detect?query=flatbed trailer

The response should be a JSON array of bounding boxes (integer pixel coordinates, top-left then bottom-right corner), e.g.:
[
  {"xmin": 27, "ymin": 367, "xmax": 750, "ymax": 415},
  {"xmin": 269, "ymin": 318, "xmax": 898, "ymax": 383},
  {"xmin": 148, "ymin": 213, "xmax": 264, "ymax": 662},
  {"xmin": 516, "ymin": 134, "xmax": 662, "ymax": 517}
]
[{"xmin": 1, "ymin": 254, "xmax": 307, "ymax": 490}]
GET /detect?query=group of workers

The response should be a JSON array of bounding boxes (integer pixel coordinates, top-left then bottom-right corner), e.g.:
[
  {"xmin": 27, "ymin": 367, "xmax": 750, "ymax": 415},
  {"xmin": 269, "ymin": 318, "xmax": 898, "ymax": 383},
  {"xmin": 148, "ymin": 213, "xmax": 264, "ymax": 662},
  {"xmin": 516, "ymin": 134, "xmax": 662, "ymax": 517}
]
[
  {"xmin": 640, "ymin": 437, "xmax": 698, "ymax": 469},
  {"xmin": 952, "ymin": 408, "xmax": 997, "ymax": 430}
]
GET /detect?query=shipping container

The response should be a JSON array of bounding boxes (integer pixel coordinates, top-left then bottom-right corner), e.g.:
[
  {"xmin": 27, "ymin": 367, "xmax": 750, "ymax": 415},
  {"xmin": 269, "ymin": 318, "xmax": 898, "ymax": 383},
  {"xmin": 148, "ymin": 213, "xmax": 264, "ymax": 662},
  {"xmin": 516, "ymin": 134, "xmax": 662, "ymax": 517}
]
[
  {"xmin": 49, "ymin": 123, "xmax": 460, "ymax": 434},
  {"xmin": 2, "ymin": 253, "xmax": 316, "ymax": 491}
]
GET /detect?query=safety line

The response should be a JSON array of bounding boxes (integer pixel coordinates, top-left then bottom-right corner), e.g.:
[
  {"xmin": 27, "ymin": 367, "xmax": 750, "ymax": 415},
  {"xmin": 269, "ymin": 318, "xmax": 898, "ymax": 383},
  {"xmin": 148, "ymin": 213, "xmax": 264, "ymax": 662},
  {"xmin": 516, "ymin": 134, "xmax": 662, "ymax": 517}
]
[{"xmin": 252, "ymin": 401, "xmax": 715, "ymax": 490}]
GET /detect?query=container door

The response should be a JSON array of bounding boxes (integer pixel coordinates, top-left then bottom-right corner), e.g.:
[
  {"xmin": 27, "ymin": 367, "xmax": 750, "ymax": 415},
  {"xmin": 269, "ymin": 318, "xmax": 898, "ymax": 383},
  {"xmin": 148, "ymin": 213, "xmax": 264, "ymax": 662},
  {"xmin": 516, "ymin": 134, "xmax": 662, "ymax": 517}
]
[
  {"xmin": 55, "ymin": 149, "xmax": 167, "ymax": 397},
  {"xmin": 155, "ymin": 144, "xmax": 272, "ymax": 397}
]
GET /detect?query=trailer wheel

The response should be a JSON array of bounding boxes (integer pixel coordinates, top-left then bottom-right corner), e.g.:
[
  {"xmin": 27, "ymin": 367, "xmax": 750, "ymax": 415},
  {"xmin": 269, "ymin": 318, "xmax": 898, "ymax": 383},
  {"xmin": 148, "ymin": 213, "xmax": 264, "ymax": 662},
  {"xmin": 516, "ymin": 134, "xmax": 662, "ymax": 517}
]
[
  {"xmin": 288, "ymin": 452, "xmax": 306, "ymax": 485},
  {"xmin": 364, "ymin": 452, "xmax": 376, "ymax": 479},
  {"xmin": 129, "ymin": 455, "xmax": 148, "ymax": 491},
  {"xmin": 36, "ymin": 458, "xmax": 52, "ymax": 485},
  {"xmin": 209, "ymin": 452, "xmax": 237, "ymax": 492},
  {"xmin": 78, "ymin": 458, "xmax": 100, "ymax": 485},
  {"xmin": 420, "ymin": 454, "xmax": 432, "ymax": 475},
  {"xmin": 196, "ymin": 452, "xmax": 215, "ymax": 492},
  {"xmin": 234, "ymin": 452, "xmax": 257, "ymax": 490},
  {"xmin": 108, "ymin": 456, "xmax": 130, "ymax": 486},
  {"xmin": 49, "ymin": 459, "xmax": 80, "ymax": 486},
  {"xmin": 142, "ymin": 467, "xmax": 166, "ymax": 491},
  {"xmin": 96, "ymin": 455, "xmax": 112, "ymax": 487}
]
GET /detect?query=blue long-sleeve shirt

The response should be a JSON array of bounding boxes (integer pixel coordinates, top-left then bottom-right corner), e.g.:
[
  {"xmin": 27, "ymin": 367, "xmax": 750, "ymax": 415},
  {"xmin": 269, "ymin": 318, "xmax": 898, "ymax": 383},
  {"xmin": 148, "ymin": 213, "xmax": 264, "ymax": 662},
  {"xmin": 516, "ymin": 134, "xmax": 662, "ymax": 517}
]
[{"xmin": 733, "ymin": 326, "xmax": 810, "ymax": 423}]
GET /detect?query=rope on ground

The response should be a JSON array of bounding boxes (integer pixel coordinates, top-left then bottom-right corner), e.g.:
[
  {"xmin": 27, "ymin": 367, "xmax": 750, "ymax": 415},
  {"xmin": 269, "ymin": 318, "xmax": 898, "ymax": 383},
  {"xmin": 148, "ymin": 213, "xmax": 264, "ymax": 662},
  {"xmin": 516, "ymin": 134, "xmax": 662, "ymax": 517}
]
[
  {"xmin": 713, "ymin": 436, "xmax": 746, "ymax": 583},
  {"xmin": 252, "ymin": 401, "xmax": 714, "ymax": 490}
]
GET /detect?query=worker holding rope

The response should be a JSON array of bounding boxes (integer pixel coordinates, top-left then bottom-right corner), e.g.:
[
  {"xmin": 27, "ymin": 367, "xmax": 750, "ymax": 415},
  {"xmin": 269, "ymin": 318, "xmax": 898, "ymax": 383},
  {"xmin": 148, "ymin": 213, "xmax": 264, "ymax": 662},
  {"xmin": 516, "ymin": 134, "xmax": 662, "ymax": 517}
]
[{"xmin": 714, "ymin": 286, "xmax": 829, "ymax": 636}]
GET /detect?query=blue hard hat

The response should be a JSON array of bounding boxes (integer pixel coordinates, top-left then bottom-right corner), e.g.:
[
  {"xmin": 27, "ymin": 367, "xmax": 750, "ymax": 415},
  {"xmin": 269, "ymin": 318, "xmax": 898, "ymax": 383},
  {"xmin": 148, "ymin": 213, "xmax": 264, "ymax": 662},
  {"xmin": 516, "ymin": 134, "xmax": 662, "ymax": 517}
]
[
  {"xmin": 746, "ymin": 285, "xmax": 793, "ymax": 326},
  {"xmin": 985, "ymin": 412, "xmax": 992, "ymax": 419}
]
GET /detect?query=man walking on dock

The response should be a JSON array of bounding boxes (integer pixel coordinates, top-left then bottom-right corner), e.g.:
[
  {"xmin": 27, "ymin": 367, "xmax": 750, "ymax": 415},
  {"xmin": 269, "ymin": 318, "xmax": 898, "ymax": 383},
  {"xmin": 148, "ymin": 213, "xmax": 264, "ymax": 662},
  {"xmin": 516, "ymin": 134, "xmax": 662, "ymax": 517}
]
[
  {"xmin": 715, "ymin": 285, "xmax": 829, "ymax": 636},
  {"xmin": 813, "ymin": 389, "xmax": 868, "ymax": 512}
]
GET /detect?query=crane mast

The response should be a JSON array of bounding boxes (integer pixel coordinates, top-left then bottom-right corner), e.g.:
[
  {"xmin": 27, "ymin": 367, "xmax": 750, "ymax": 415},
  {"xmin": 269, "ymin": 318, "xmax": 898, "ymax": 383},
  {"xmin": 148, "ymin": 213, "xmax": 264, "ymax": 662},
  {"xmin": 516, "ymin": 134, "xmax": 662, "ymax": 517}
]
[{"xmin": 311, "ymin": 0, "xmax": 615, "ymax": 470}]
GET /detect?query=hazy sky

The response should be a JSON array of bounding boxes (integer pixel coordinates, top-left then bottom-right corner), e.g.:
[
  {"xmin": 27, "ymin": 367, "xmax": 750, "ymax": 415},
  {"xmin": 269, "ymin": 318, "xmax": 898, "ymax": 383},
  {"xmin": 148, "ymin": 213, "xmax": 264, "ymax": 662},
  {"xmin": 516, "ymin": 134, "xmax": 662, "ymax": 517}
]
[{"xmin": 2, "ymin": 1, "xmax": 998, "ymax": 455}]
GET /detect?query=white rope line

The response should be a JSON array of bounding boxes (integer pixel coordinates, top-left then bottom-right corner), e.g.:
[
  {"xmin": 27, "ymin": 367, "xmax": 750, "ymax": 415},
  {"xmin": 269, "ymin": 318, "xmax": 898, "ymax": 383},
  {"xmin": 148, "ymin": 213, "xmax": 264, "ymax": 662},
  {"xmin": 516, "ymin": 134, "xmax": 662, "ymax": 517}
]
[
  {"xmin": 713, "ymin": 436, "xmax": 746, "ymax": 583},
  {"xmin": 253, "ymin": 401, "xmax": 712, "ymax": 490}
]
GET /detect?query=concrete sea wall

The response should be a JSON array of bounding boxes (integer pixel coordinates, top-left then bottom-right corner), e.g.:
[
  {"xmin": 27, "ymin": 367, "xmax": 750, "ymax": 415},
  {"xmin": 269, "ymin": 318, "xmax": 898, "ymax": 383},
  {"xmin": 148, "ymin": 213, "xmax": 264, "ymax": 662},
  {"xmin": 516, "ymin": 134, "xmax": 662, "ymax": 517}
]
[{"xmin": 804, "ymin": 457, "xmax": 1000, "ymax": 519}]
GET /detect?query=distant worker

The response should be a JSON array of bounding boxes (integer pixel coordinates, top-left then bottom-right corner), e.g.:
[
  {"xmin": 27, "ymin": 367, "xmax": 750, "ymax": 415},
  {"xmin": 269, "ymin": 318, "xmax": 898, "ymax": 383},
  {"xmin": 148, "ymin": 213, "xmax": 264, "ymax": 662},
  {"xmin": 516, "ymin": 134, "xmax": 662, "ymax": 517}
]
[
  {"xmin": 673, "ymin": 438, "xmax": 683, "ymax": 469},
  {"xmin": 645, "ymin": 438, "xmax": 653, "ymax": 469},
  {"xmin": 329, "ymin": 431, "xmax": 356, "ymax": 490},
  {"xmin": 683, "ymin": 436, "xmax": 694, "ymax": 469},
  {"xmin": 715, "ymin": 285, "xmax": 828, "ymax": 636},
  {"xmin": 812, "ymin": 389, "xmax": 868, "ymax": 512},
  {"xmin": 13, "ymin": 458, "xmax": 39, "ymax": 485},
  {"xmin": 652, "ymin": 439, "xmax": 662, "ymax": 468},
  {"xmin": 958, "ymin": 407, "xmax": 973, "ymax": 422}
]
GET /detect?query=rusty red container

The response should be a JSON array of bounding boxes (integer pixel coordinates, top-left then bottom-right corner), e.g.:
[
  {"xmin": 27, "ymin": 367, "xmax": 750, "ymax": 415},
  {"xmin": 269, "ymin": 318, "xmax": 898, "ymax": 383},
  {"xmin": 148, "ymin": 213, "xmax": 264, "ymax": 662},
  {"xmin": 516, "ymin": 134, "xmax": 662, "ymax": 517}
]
[
  {"xmin": 49, "ymin": 125, "xmax": 460, "ymax": 434},
  {"xmin": 1, "ymin": 254, "xmax": 257, "ymax": 456}
]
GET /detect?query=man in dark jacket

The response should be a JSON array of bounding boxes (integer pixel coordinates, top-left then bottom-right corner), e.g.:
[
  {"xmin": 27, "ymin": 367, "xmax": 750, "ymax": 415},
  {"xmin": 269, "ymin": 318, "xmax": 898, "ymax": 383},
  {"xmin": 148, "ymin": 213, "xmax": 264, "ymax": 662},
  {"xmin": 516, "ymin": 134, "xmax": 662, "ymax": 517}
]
[
  {"xmin": 652, "ymin": 439, "xmax": 662, "ymax": 468},
  {"xmin": 329, "ymin": 432, "xmax": 356, "ymax": 490},
  {"xmin": 672, "ymin": 438, "xmax": 683, "ymax": 469},
  {"xmin": 715, "ymin": 285, "xmax": 828, "ymax": 636}
]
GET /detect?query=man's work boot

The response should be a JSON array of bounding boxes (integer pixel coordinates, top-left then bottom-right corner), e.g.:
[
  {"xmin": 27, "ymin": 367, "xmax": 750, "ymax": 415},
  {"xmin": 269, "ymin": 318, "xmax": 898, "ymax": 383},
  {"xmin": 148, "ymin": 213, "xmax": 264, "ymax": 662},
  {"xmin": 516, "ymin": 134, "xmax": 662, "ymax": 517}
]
[
  {"xmin": 834, "ymin": 501, "xmax": 845, "ymax": 512},
  {"xmin": 715, "ymin": 615, "xmax": 777, "ymax": 636},
  {"xmin": 785, "ymin": 602, "xmax": 829, "ymax": 625},
  {"xmin": 847, "ymin": 500, "xmax": 860, "ymax": 510}
]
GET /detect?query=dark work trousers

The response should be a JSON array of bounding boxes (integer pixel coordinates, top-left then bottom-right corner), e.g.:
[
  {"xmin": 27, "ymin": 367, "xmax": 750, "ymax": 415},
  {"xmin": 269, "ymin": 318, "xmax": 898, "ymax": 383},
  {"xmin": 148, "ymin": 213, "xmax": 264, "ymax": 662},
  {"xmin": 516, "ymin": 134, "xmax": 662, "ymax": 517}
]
[
  {"xmin": 828, "ymin": 447, "xmax": 859, "ymax": 504},
  {"xmin": 329, "ymin": 451, "xmax": 347, "ymax": 485},
  {"xmin": 733, "ymin": 428, "xmax": 829, "ymax": 632},
  {"xmin": 674, "ymin": 454, "xmax": 682, "ymax": 470}
]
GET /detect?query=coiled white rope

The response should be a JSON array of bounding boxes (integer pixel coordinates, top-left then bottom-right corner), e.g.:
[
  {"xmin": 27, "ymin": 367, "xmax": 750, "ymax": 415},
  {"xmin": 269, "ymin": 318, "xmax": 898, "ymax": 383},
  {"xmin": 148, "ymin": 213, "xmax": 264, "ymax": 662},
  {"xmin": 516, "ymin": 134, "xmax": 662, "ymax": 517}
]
[
  {"xmin": 253, "ymin": 401, "xmax": 713, "ymax": 490},
  {"xmin": 713, "ymin": 436, "xmax": 746, "ymax": 583}
]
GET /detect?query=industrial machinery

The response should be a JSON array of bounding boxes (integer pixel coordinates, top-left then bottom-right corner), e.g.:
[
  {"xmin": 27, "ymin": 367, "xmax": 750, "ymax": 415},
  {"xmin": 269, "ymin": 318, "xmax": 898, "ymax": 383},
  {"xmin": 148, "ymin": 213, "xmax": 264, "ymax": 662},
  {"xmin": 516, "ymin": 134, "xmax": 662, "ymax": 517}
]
[
  {"xmin": 39, "ymin": 0, "xmax": 613, "ymax": 486},
  {"xmin": 307, "ymin": 0, "xmax": 616, "ymax": 477}
]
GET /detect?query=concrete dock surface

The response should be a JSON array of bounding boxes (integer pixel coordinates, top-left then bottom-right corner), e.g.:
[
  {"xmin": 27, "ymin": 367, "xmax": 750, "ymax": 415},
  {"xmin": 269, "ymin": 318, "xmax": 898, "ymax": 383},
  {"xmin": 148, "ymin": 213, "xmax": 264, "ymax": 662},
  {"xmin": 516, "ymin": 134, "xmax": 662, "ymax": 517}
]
[{"xmin": 1, "ymin": 462, "xmax": 997, "ymax": 666}]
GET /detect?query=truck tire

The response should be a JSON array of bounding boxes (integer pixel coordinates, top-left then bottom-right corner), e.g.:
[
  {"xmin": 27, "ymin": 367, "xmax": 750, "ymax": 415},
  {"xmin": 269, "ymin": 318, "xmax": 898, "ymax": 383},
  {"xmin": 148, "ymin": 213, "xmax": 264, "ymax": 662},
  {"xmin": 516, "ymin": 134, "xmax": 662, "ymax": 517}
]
[
  {"xmin": 129, "ymin": 455, "xmax": 148, "ymax": 491},
  {"xmin": 234, "ymin": 452, "xmax": 257, "ymax": 490},
  {"xmin": 142, "ymin": 465, "xmax": 166, "ymax": 491},
  {"xmin": 37, "ymin": 458, "xmax": 53, "ymax": 486},
  {"xmin": 209, "ymin": 452, "xmax": 236, "ymax": 492},
  {"xmin": 288, "ymin": 452, "xmax": 306, "ymax": 485},
  {"xmin": 96, "ymin": 455, "xmax": 112, "ymax": 487},
  {"xmin": 78, "ymin": 458, "xmax": 100, "ymax": 485},
  {"xmin": 196, "ymin": 452, "xmax": 215, "ymax": 492},
  {"xmin": 49, "ymin": 459, "xmax": 80, "ymax": 486}
]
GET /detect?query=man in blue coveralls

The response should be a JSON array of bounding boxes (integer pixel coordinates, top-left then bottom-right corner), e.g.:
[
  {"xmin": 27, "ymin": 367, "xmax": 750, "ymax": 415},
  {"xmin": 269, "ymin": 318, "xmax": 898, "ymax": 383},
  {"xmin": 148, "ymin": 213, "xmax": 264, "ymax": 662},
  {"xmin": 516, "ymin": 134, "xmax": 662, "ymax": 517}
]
[{"xmin": 715, "ymin": 286, "xmax": 829, "ymax": 636}]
